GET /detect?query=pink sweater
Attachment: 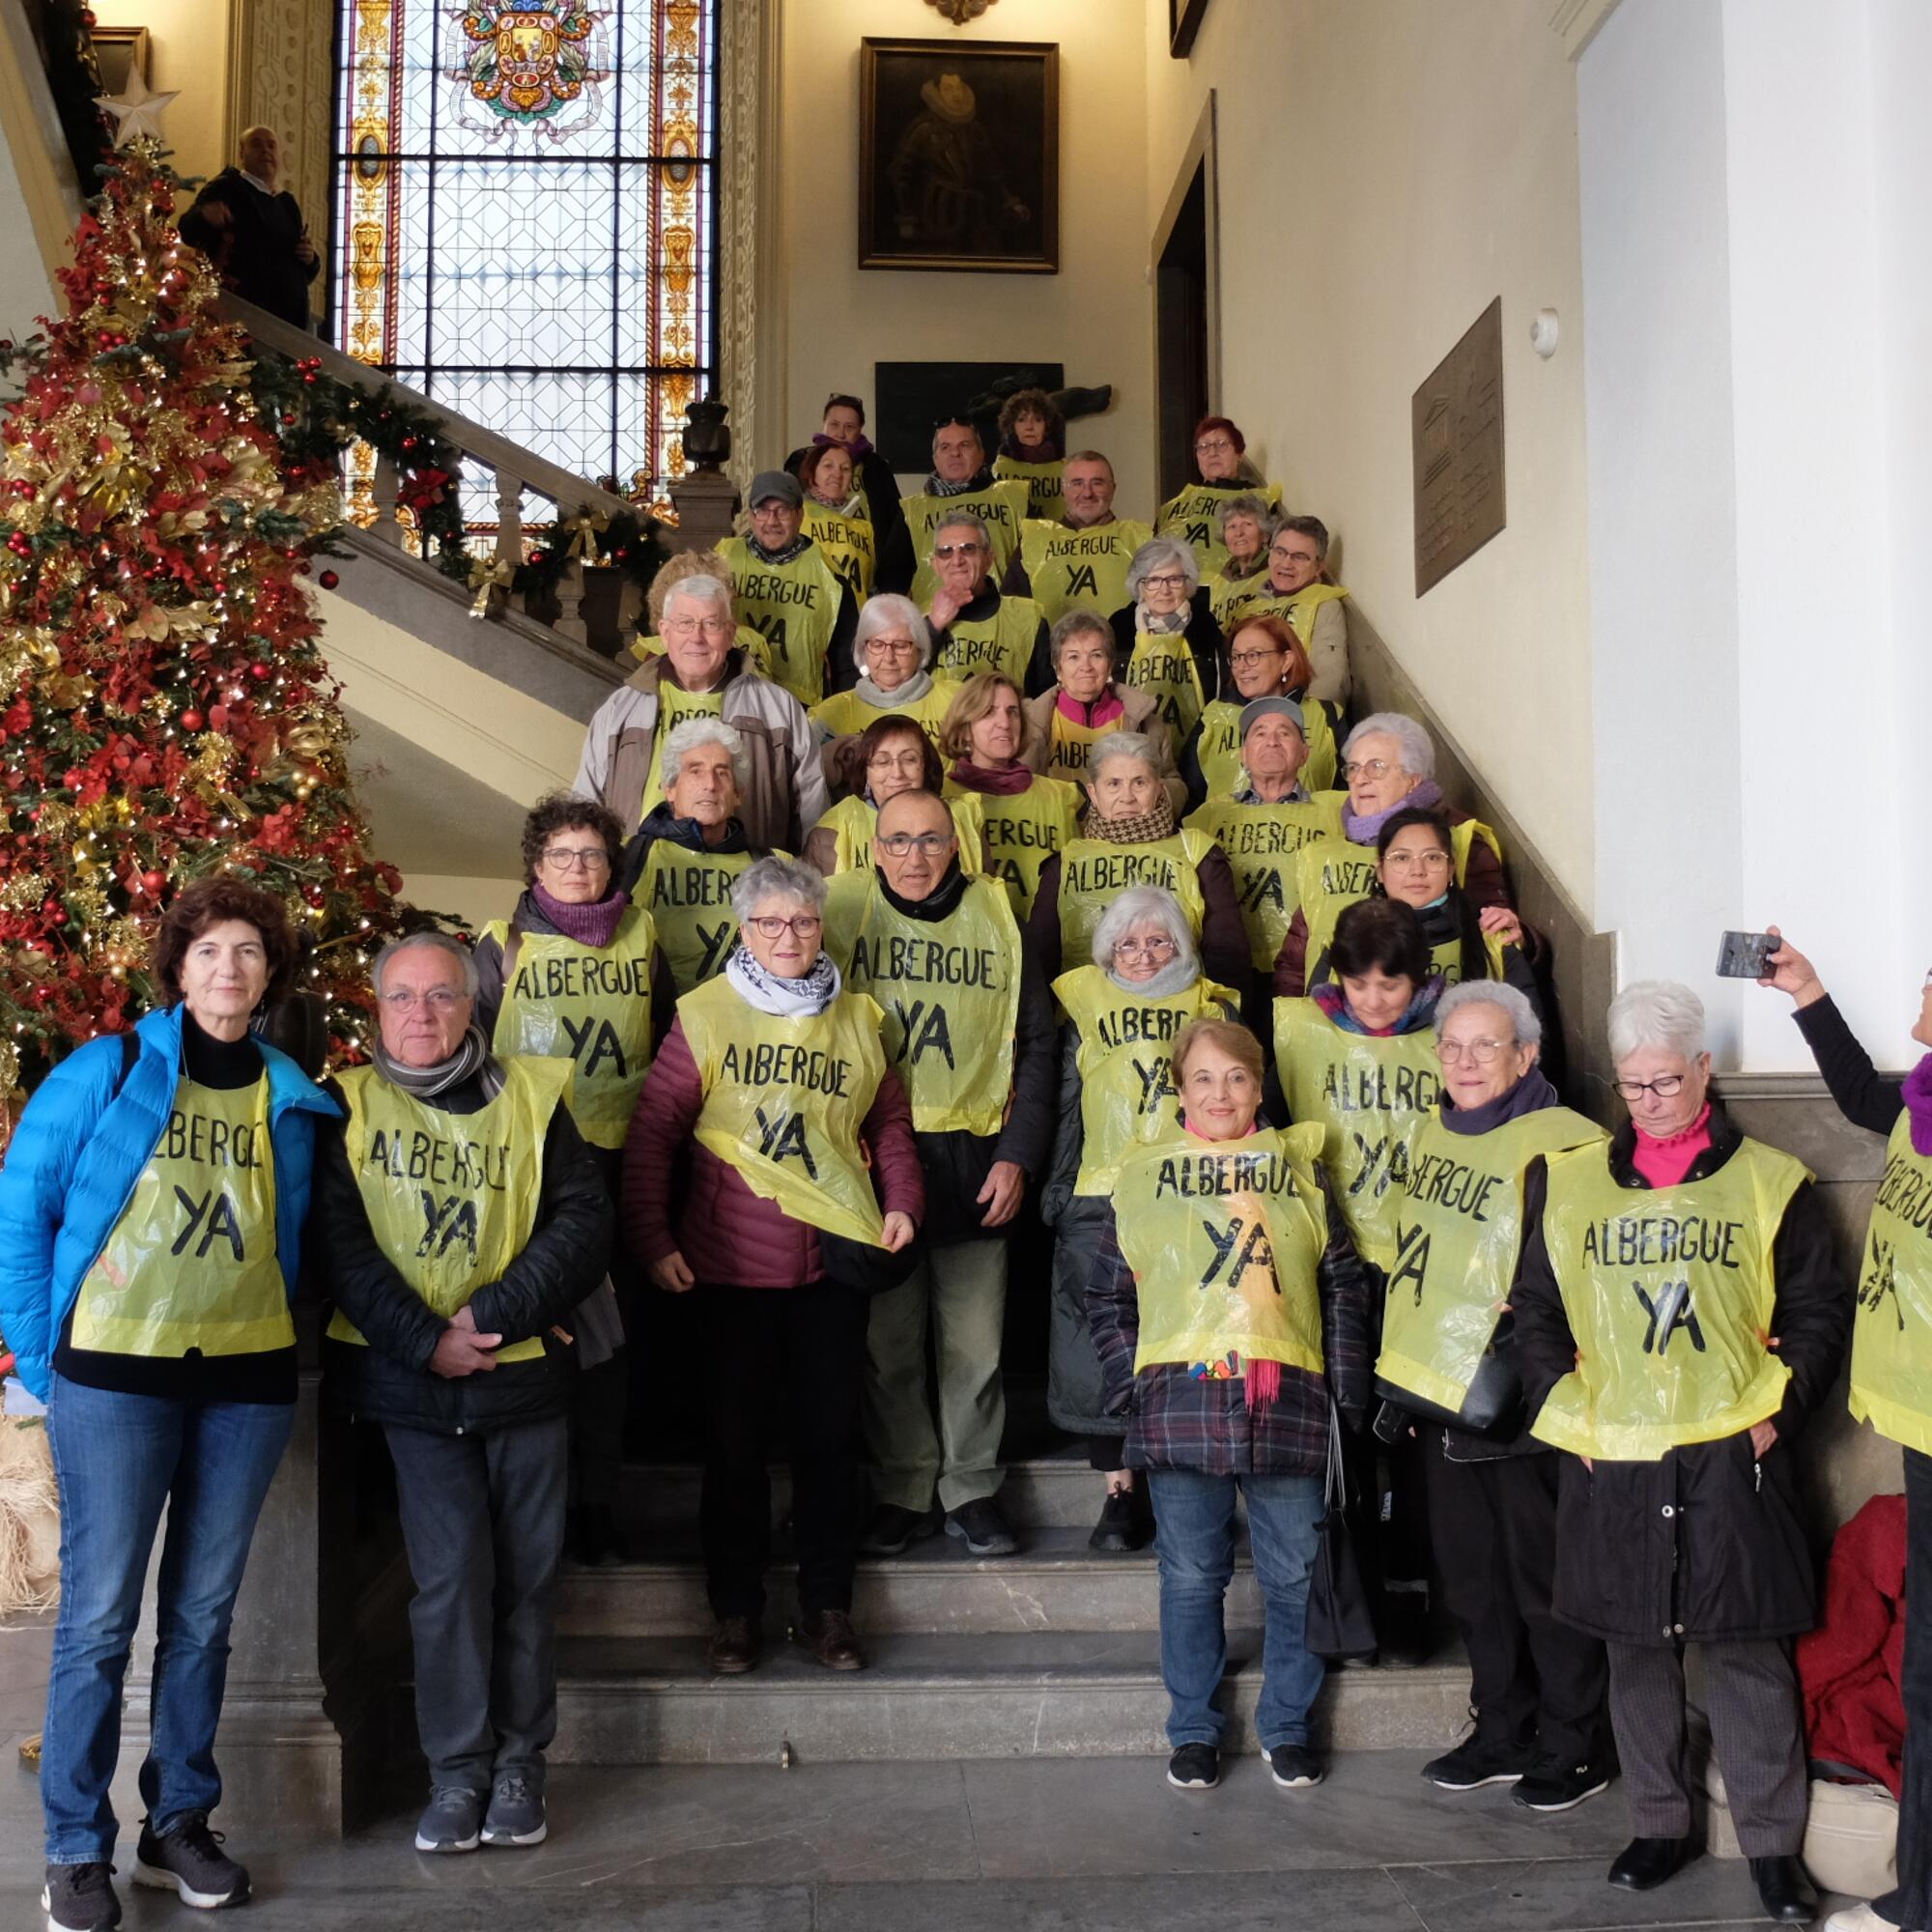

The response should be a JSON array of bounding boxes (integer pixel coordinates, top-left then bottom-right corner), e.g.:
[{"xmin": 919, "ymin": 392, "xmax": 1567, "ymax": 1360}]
[{"xmin": 1630, "ymin": 1103, "xmax": 1713, "ymax": 1189}]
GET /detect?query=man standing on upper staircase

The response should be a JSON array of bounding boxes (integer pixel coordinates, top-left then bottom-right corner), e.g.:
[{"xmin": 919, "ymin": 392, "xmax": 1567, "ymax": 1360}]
[{"xmin": 179, "ymin": 126, "xmax": 318, "ymax": 329}]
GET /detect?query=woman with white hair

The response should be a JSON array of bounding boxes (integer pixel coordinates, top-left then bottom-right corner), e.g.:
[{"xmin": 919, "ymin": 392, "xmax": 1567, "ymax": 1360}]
[
  {"xmin": 810, "ymin": 595, "xmax": 957, "ymax": 750},
  {"xmin": 1273, "ymin": 711, "xmax": 1509, "ymax": 1000},
  {"xmin": 1041, "ymin": 887, "xmax": 1239, "ymax": 1551},
  {"xmin": 1374, "ymin": 980, "xmax": 1612, "ymax": 1811},
  {"xmin": 1027, "ymin": 732, "xmax": 1249, "ymax": 990},
  {"xmin": 1514, "ymin": 980, "xmax": 1847, "ymax": 1924},
  {"xmin": 1021, "ymin": 609, "xmax": 1185, "ymax": 807},
  {"xmin": 1108, "ymin": 535, "xmax": 1227, "ymax": 744},
  {"xmin": 1202, "ymin": 492, "xmax": 1278, "ymax": 634},
  {"xmin": 622, "ymin": 855, "xmax": 923, "ymax": 1678}
]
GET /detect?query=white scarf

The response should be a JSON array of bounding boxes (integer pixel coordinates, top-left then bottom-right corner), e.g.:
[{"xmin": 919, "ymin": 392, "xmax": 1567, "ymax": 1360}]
[
  {"xmin": 1135, "ymin": 602, "xmax": 1190, "ymax": 636},
  {"xmin": 725, "ymin": 943, "xmax": 841, "ymax": 1017}
]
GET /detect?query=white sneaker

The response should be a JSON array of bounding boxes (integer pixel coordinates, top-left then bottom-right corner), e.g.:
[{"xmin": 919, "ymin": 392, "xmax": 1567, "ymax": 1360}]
[{"xmin": 1823, "ymin": 1905, "xmax": 1902, "ymax": 1932}]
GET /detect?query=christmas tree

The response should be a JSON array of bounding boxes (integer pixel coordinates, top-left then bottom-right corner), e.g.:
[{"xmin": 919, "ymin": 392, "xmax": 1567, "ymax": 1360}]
[{"xmin": 0, "ymin": 139, "xmax": 415, "ymax": 1114}]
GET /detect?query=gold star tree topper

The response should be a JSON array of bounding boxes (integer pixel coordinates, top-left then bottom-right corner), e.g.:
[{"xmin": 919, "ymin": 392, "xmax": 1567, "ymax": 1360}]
[{"xmin": 97, "ymin": 69, "xmax": 180, "ymax": 149}]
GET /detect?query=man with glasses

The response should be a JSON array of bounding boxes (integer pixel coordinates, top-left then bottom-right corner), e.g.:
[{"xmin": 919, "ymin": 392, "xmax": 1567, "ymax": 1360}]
[
  {"xmin": 574, "ymin": 574, "xmax": 828, "ymax": 851},
  {"xmin": 718, "ymin": 471, "xmax": 858, "ymax": 707},
  {"xmin": 899, "ymin": 417, "xmax": 1031, "ymax": 599},
  {"xmin": 1009, "ymin": 450, "xmax": 1152, "ymax": 623},
  {"xmin": 824, "ymin": 790, "xmax": 1056, "ymax": 1557},
  {"xmin": 1154, "ymin": 415, "xmax": 1283, "ymax": 578},
  {"xmin": 1244, "ymin": 515, "xmax": 1351, "ymax": 705},
  {"xmin": 922, "ymin": 508, "xmax": 1050, "ymax": 692},
  {"xmin": 317, "ymin": 931, "xmax": 612, "ymax": 1856}
]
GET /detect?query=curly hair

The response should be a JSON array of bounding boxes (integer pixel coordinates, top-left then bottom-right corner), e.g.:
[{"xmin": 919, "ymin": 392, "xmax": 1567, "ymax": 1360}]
[
  {"xmin": 151, "ymin": 876, "xmax": 300, "ymax": 1009},
  {"xmin": 997, "ymin": 386, "xmax": 1064, "ymax": 444},
  {"xmin": 519, "ymin": 790, "xmax": 625, "ymax": 887}
]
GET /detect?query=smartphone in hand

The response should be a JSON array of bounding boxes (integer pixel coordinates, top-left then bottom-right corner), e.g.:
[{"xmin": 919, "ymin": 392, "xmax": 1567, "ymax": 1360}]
[{"xmin": 1715, "ymin": 930, "xmax": 1779, "ymax": 979}]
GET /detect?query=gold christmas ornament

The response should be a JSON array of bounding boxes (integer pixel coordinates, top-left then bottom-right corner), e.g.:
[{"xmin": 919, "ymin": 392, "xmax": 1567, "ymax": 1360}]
[{"xmin": 0, "ymin": 872, "xmax": 47, "ymax": 911}]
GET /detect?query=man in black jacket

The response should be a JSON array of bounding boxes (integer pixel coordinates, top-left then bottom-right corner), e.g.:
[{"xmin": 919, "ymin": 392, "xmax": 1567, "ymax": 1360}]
[
  {"xmin": 179, "ymin": 126, "xmax": 318, "ymax": 328},
  {"xmin": 316, "ymin": 932, "xmax": 611, "ymax": 1859}
]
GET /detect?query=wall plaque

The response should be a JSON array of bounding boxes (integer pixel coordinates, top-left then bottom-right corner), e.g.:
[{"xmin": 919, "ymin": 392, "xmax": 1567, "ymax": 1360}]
[{"xmin": 1412, "ymin": 297, "xmax": 1505, "ymax": 596}]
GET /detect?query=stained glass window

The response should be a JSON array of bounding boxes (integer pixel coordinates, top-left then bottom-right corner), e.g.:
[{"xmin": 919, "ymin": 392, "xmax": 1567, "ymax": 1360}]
[{"xmin": 329, "ymin": 0, "xmax": 718, "ymax": 523}]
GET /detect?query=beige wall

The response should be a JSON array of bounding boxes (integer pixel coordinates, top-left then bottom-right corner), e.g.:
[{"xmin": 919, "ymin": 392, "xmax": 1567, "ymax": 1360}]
[
  {"xmin": 94, "ymin": 0, "xmax": 233, "ymax": 188},
  {"xmin": 1142, "ymin": 0, "xmax": 1597, "ymax": 912},
  {"xmin": 775, "ymin": 0, "xmax": 1155, "ymax": 515}
]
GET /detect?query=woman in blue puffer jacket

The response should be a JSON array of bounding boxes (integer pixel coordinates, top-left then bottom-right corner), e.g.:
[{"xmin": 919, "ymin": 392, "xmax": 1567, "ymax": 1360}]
[{"xmin": 0, "ymin": 878, "xmax": 337, "ymax": 1932}]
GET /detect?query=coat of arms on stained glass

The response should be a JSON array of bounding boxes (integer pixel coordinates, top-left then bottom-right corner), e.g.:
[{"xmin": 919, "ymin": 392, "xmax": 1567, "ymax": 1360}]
[{"xmin": 451, "ymin": 2, "xmax": 610, "ymax": 136}]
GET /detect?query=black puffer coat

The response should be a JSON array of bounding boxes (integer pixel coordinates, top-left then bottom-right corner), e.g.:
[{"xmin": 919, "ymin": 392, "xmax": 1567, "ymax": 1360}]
[{"xmin": 1513, "ymin": 1102, "xmax": 1847, "ymax": 1645}]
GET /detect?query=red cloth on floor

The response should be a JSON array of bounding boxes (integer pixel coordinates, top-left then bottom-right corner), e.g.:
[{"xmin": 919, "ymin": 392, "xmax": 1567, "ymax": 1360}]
[{"xmin": 1796, "ymin": 1492, "xmax": 1909, "ymax": 1796}]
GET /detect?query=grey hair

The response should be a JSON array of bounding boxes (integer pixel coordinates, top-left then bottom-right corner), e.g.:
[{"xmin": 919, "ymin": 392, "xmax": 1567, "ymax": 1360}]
[
  {"xmin": 661, "ymin": 573, "xmax": 733, "ymax": 622},
  {"xmin": 729, "ymin": 854, "xmax": 830, "ymax": 923},
  {"xmin": 851, "ymin": 593, "xmax": 932, "ymax": 678},
  {"xmin": 1125, "ymin": 535, "xmax": 1201, "ymax": 602},
  {"xmin": 1093, "ymin": 886, "xmax": 1200, "ymax": 982},
  {"xmin": 1214, "ymin": 492, "xmax": 1278, "ymax": 543},
  {"xmin": 1607, "ymin": 980, "xmax": 1708, "ymax": 1065},
  {"xmin": 1087, "ymin": 730, "xmax": 1159, "ymax": 780},
  {"xmin": 1048, "ymin": 607, "xmax": 1115, "ymax": 668},
  {"xmin": 659, "ymin": 716, "xmax": 750, "ymax": 794},
  {"xmin": 372, "ymin": 929, "xmax": 479, "ymax": 1000},
  {"xmin": 931, "ymin": 508, "xmax": 992, "ymax": 551},
  {"xmin": 1435, "ymin": 979, "xmax": 1542, "ymax": 1050},
  {"xmin": 1343, "ymin": 711, "xmax": 1435, "ymax": 781}
]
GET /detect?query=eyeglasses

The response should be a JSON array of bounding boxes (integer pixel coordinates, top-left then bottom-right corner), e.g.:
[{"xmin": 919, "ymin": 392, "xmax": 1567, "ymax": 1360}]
[
  {"xmin": 1270, "ymin": 546, "xmax": 1321, "ymax": 566},
  {"xmin": 867, "ymin": 751, "xmax": 926, "ymax": 773},
  {"xmin": 1194, "ymin": 437, "xmax": 1235, "ymax": 454},
  {"xmin": 877, "ymin": 832, "xmax": 955, "ymax": 857},
  {"xmin": 662, "ymin": 616, "xmax": 733, "ymax": 638},
  {"xmin": 381, "ymin": 987, "xmax": 466, "ymax": 1011},
  {"xmin": 867, "ymin": 637, "xmax": 921, "ymax": 656},
  {"xmin": 932, "ymin": 543, "xmax": 986, "ymax": 559},
  {"xmin": 1228, "ymin": 647, "xmax": 1285, "ymax": 668},
  {"xmin": 1344, "ymin": 758, "xmax": 1397, "ymax": 781},
  {"xmin": 746, "ymin": 913, "xmax": 823, "ymax": 940},
  {"xmin": 1614, "ymin": 1074, "xmax": 1689, "ymax": 1101},
  {"xmin": 1114, "ymin": 936, "xmax": 1178, "ymax": 960},
  {"xmin": 1384, "ymin": 849, "xmax": 1451, "ymax": 873},
  {"xmin": 1141, "ymin": 573, "xmax": 1190, "ymax": 591},
  {"xmin": 541, "ymin": 845, "xmax": 611, "ymax": 870},
  {"xmin": 1436, "ymin": 1037, "xmax": 1510, "ymax": 1065}
]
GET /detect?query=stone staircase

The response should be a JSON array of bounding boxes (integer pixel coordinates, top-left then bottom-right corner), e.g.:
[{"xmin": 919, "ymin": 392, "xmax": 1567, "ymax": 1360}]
[{"xmin": 547, "ymin": 1435, "xmax": 1475, "ymax": 1768}]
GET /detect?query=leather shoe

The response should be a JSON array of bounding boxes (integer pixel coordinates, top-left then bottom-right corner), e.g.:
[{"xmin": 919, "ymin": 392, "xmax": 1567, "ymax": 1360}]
[
  {"xmin": 1749, "ymin": 1855, "xmax": 1819, "ymax": 1923},
  {"xmin": 707, "ymin": 1615, "xmax": 760, "ymax": 1675},
  {"xmin": 1606, "ymin": 1834, "xmax": 1700, "ymax": 1890},
  {"xmin": 797, "ymin": 1608, "xmax": 866, "ymax": 1671}
]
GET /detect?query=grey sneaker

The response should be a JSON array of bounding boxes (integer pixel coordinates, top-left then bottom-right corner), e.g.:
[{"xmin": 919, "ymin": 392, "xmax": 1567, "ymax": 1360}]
[
  {"xmin": 133, "ymin": 1814, "xmax": 248, "ymax": 1908},
  {"xmin": 414, "ymin": 1785, "xmax": 486, "ymax": 1854},
  {"xmin": 480, "ymin": 1772, "xmax": 548, "ymax": 1848},
  {"xmin": 41, "ymin": 1862, "xmax": 121, "ymax": 1932}
]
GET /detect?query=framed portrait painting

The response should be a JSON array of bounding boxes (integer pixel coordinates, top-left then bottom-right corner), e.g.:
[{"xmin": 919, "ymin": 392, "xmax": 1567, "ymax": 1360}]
[{"xmin": 858, "ymin": 39, "xmax": 1059, "ymax": 274}]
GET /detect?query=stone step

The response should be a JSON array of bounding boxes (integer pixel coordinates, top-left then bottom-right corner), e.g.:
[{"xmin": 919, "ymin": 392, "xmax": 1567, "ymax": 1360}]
[
  {"xmin": 552, "ymin": 1631, "xmax": 1474, "ymax": 1765},
  {"xmin": 558, "ymin": 1526, "xmax": 1259, "ymax": 1638}
]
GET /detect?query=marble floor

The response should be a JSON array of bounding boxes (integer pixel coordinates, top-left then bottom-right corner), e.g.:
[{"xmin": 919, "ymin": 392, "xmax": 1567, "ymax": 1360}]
[{"xmin": 0, "ymin": 1616, "xmax": 1845, "ymax": 1931}]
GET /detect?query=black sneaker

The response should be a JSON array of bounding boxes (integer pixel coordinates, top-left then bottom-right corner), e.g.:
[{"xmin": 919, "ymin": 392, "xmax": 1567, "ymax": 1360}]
[
  {"xmin": 1167, "ymin": 1744, "xmax": 1220, "ymax": 1790},
  {"xmin": 945, "ymin": 1495, "xmax": 1019, "ymax": 1557},
  {"xmin": 41, "ymin": 1863, "xmax": 120, "ymax": 1932},
  {"xmin": 1263, "ymin": 1743, "xmax": 1325, "ymax": 1789},
  {"xmin": 1089, "ymin": 1487, "xmax": 1149, "ymax": 1552},
  {"xmin": 1514, "ymin": 1753, "xmax": 1613, "ymax": 1812},
  {"xmin": 414, "ymin": 1785, "xmax": 486, "ymax": 1853},
  {"xmin": 1423, "ymin": 1733, "xmax": 1532, "ymax": 1790},
  {"xmin": 859, "ymin": 1502, "xmax": 942, "ymax": 1556},
  {"xmin": 480, "ymin": 1772, "xmax": 547, "ymax": 1847},
  {"xmin": 133, "ymin": 1813, "xmax": 249, "ymax": 1908}
]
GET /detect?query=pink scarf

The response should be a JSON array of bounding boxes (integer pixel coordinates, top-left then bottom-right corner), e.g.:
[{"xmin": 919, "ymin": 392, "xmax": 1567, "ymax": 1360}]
[
  {"xmin": 1631, "ymin": 1102, "xmax": 1713, "ymax": 1189},
  {"xmin": 530, "ymin": 879, "xmax": 630, "ymax": 949}
]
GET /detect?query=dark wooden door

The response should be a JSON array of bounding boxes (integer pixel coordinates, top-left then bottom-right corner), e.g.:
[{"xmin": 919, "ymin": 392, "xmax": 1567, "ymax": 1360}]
[{"xmin": 1155, "ymin": 162, "xmax": 1209, "ymax": 503}]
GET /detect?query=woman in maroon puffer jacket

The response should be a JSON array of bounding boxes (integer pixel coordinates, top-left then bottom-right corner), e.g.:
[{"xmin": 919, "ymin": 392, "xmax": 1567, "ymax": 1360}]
[{"xmin": 623, "ymin": 855, "xmax": 923, "ymax": 1679}]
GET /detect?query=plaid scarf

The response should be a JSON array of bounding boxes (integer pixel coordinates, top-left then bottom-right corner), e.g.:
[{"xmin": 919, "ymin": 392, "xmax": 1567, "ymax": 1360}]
[{"xmin": 1089, "ymin": 797, "xmax": 1176, "ymax": 845}]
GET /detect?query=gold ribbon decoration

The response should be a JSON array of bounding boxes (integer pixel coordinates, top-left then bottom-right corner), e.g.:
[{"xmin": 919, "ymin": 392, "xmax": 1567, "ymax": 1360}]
[
  {"xmin": 469, "ymin": 555, "xmax": 516, "ymax": 618},
  {"xmin": 560, "ymin": 507, "xmax": 611, "ymax": 562}
]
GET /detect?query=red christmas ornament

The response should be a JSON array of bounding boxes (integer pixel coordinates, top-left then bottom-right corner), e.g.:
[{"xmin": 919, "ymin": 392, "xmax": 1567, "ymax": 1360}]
[
  {"xmin": 178, "ymin": 708, "xmax": 203, "ymax": 731},
  {"xmin": 140, "ymin": 870, "xmax": 166, "ymax": 896},
  {"xmin": 248, "ymin": 662, "xmax": 270, "ymax": 680},
  {"xmin": 319, "ymin": 569, "xmax": 339, "ymax": 589}
]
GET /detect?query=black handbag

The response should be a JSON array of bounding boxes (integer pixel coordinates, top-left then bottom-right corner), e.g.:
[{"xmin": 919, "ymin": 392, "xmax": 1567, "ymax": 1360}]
[
  {"xmin": 1372, "ymin": 1306, "xmax": 1526, "ymax": 1441},
  {"xmin": 1304, "ymin": 1399, "xmax": 1378, "ymax": 1663}
]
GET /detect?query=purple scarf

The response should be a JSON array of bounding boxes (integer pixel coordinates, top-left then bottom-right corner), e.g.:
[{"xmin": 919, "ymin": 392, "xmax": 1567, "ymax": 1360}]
[
  {"xmin": 1904, "ymin": 1053, "xmax": 1932, "ymax": 1156},
  {"xmin": 529, "ymin": 879, "xmax": 630, "ymax": 948},
  {"xmin": 1441, "ymin": 1068, "xmax": 1560, "ymax": 1136},
  {"xmin": 813, "ymin": 430, "xmax": 875, "ymax": 461},
  {"xmin": 1344, "ymin": 778, "xmax": 1445, "ymax": 846}
]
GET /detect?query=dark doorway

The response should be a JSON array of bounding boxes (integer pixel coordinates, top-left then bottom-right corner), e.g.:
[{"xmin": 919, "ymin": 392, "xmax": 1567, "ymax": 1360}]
[{"xmin": 1153, "ymin": 116, "xmax": 1214, "ymax": 502}]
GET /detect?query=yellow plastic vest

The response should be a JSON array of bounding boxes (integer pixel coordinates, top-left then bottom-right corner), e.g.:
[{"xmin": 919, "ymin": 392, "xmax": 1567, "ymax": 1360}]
[
  {"xmin": 480, "ymin": 907, "xmax": 657, "ymax": 1151},
  {"xmin": 1533, "ymin": 1138, "xmax": 1808, "ymax": 1461},
  {"xmin": 637, "ymin": 683, "xmax": 727, "ymax": 823},
  {"xmin": 1376, "ymin": 1107, "xmax": 1607, "ymax": 1416},
  {"xmin": 801, "ymin": 499, "xmax": 876, "ymax": 598},
  {"xmin": 1184, "ymin": 796, "xmax": 1344, "ymax": 972},
  {"xmin": 947, "ymin": 777, "xmax": 1084, "ymax": 917},
  {"xmin": 903, "ymin": 479, "xmax": 1031, "ymax": 597},
  {"xmin": 993, "ymin": 453, "xmax": 1067, "ymax": 524},
  {"xmin": 719, "ymin": 536, "xmax": 844, "ymax": 706},
  {"xmin": 1154, "ymin": 479, "xmax": 1284, "ymax": 577},
  {"xmin": 1274, "ymin": 997, "xmax": 1444, "ymax": 1270},
  {"xmin": 1116, "ymin": 1122, "xmax": 1330, "ymax": 1378},
  {"xmin": 928, "ymin": 594, "xmax": 1043, "ymax": 686},
  {"xmin": 1206, "ymin": 562, "xmax": 1272, "ymax": 633},
  {"xmin": 1196, "ymin": 698, "xmax": 1340, "ymax": 800},
  {"xmin": 326, "ymin": 1058, "xmax": 572, "ymax": 1363},
  {"xmin": 678, "ymin": 976, "xmax": 890, "ymax": 1245},
  {"xmin": 810, "ymin": 681, "xmax": 959, "ymax": 751},
  {"xmin": 1847, "ymin": 1114, "xmax": 1932, "ymax": 1453},
  {"xmin": 1056, "ymin": 828, "xmax": 1214, "ymax": 971},
  {"xmin": 824, "ymin": 872, "xmax": 1021, "ymax": 1136},
  {"xmin": 71, "ymin": 1073, "xmax": 290, "ymax": 1358},
  {"xmin": 1120, "ymin": 631, "xmax": 1206, "ymax": 740},
  {"xmin": 1019, "ymin": 518, "xmax": 1151, "ymax": 623},
  {"xmin": 635, "ymin": 839, "xmax": 774, "ymax": 994},
  {"xmin": 1054, "ymin": 963, "xmax": 1239, "ymax": 1196},
  {"xmin": 1044, "ymin": 702, "xmax": 1123, "ymax": 786},
  {"xmin": 809, "ymin": 794, "xmax": 981, "ymax": 881},
  {"xmin": 1242, "ymin": 582, "xmax": 1351, "ymax": 650}
]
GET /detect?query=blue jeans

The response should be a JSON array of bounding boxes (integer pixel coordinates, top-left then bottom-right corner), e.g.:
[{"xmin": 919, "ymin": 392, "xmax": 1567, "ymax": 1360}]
[
  {"xmin": 41, "ymin": 1374, "xmax": 294, "ymax": 1863},
  {"xmin": 1149, "ymin": 1467, "xmax": 1325, "ymax": 1752}
]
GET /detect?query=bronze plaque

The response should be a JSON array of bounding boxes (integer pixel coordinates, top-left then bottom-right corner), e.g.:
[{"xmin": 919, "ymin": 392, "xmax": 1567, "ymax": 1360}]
[{"xmin": 1412, "ymin": 297, "xmax": 1506, "ymax": 596}]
